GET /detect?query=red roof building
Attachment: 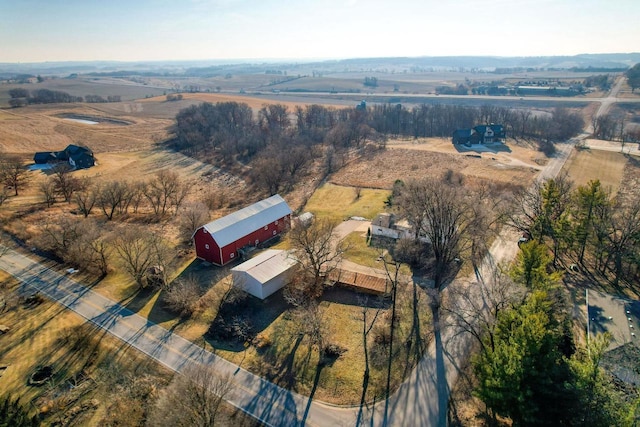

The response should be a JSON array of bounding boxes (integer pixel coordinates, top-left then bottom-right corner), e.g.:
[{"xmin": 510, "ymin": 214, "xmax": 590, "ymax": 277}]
[{"xmin": 193, "ymin": 194, "xmax": 292, "ymax": 266}]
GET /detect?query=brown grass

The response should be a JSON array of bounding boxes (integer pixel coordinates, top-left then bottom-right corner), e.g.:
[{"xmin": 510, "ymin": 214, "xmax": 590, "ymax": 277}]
[
  {"xmin": 0, "ymin": 106, "xmax": 170, "ymax": 154},
  {"xmin": 139, "ymin": 92, "xmax": 346, "ymax": 111},
  {"xmin": 563, "ymin": 148, "xmax": 627, "ymax": 195},
  {"xmin": 0, "ymin": 273, "xmax": 173, "ymax": 424},
  {"xmin": 330, "ymin": 146, "xmax": 538, "ymax": 190}
]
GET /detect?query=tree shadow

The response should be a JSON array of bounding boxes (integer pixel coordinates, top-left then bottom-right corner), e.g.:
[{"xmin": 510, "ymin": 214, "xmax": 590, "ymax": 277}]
[
  {"xmin": 321, "ymin": 287, "xmax": 390, "ymax": 308},
  {"xmin": 119, "ymin": 286, "xmax": 176, "ymax": 325},
  {"xmin": 431, "ymin": 302, "xmax": 450, "ymax": 427},
  {"xmin": 301, "ymin": 359, "xmax": 331, "ymax": 426},
  {"xmin": 587, "ymin": 304, "xmax": 613, "ymax": 335},
  {"xmin": 204, "ymin": 288, "xmax": 290, "ymax": 352}
]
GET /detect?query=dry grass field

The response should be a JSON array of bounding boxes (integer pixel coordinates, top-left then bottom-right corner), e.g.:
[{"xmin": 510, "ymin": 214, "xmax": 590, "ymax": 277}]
[
  {"xmin": 0, "ymin": 105, "xmax": 170, "ymax": 154},
  {"xmin": 330, "ymin": 142, "xmax": 539, "ymax": 190},
  {"xmin": 563, "ymin": 148, "xmax": 628, "ymax": 194}
]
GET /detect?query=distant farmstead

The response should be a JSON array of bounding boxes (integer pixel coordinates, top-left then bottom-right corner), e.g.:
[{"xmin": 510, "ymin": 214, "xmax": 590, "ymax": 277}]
[
  {"xmin": 33, "ymin": 144, "xmax": 95, "ymax": 169},
  {"xmin": 452, "ymin": 124, "xmax": 505, "ymax": 145},
  {"xmin": 193, "ymin": 194, "xmax": 292, "ymax": 266}
]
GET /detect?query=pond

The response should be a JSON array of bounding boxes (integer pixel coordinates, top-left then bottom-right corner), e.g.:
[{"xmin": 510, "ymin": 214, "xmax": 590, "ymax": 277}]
[{"xmin": 63, "ymin": 118, "xmax": 99, "ymax": 125}]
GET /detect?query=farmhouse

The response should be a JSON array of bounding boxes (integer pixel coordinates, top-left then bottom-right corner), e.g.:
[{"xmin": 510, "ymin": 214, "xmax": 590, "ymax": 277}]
[
  {"xmin": 33, "ymin": 144, "xmax": 95, "ymax": 169},
  {"xmin": 452, "ymin": 124, "xmax": 505, "ymax": 145},
  {"xmin": 193, "ymin": 194, "xmax": 292, "ymax": 266},
  {"xmin": 370, "ymin": 212, "xmax": 429, "ymax": 243},
  {"xmin": 231, "ymin": 250, "xmax": 297, "ymax": 299}
]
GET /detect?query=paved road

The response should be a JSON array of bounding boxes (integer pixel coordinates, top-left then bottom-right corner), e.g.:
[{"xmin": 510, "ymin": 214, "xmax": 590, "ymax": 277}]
[{"xmin": 256, "ymin": 89, "xmax": 640, "ymax": 106}]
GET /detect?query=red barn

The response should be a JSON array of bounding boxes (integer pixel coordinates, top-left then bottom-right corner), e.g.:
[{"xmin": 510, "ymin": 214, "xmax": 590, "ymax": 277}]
[{"xmin": 193, "ymin": 194, "xmax": 292, "ymax": 266}]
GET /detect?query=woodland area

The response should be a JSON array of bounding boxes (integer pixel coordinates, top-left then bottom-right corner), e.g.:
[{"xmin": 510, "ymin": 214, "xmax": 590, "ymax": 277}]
[
  {"xmin": 454, "ymin": 174, "xmax": 640, "ymax": 425},
  {"xmin": 169, "ymin": 101, "xmax": 585, "ymax": 197}
]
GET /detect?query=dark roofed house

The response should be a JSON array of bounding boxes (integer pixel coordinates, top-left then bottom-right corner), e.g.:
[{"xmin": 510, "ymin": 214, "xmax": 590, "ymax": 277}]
[
  {"xmin": 452, "ymin": 124, "xmax": 505, "ymax": 145},
  {"xmin": 65, "ymin": 145, "xmax": 95, "ymax": 169},
  {"xmin": 452, "ymin": 129, "xmax": 479, "ymax": 145},
  {"xmin": 33, "ymin": 144, "xmax": 95, "ymax": 169},
  {"xmin": 33, "ymin": 152, "xmax": 57, "ymax": 164}
]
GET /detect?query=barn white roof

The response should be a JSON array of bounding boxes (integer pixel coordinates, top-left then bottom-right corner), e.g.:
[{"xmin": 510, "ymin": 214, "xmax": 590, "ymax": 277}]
[
  {"xmin": 231, "ymin": 249, "xmax": 298, "ymax": 284},
  {"xmin": 202, "ymin": 194, "xmax": 292, "ymax": 247}
]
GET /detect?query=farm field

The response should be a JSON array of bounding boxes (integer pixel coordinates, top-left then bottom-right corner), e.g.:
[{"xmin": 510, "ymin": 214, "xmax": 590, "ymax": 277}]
[
  {"xmin": 0, "ymin": 77, "xmax": 167, "ymax": 106},
  {"xmin": 563, "ymin": 148, "xmax": 628, "ymax": 194}
]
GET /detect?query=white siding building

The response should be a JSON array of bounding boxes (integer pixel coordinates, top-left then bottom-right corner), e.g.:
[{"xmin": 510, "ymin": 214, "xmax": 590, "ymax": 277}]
[{"xmin": 231, "ymin": 249, "xmax": 297, "ymax": 300}]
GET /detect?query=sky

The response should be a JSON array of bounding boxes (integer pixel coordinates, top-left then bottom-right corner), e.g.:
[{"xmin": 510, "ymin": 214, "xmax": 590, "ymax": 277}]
[{"xmin": 1, "ymin": 0, "xmax": 639, "ymax": 63}]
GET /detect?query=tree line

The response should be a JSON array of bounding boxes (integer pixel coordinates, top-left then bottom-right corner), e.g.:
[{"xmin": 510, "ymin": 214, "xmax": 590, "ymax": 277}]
[
  {"xmin": 506, "ymin": 176, "xmax": 640, "ymax": 286},
  {"xmin": 8, "ymin": 88, "xmax": 120, "ymax": 107},
  {"xmin": 592, "ymin": 112, "xmax": 640, "ymax": 143}
]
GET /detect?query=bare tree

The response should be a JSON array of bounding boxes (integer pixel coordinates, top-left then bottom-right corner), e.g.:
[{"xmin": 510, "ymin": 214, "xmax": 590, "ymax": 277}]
[
  {"xmin": 398, "ymin": 178, "xmax": 475, "ymax": 292},
  {"xmin": 178, "ymin": 202, "xmax": 210, "ymax": 243},
  {"xmin": 147, "ymin": 363, "xmax": 233, "ymax": 427},
  {"xmin": 250, "ymin": 155, "xmax": 287, "ymax": 196},
  {"xmin": 74, "ymin": 181, "xmax": 98, "ymax": 217},
  {"xmin": 98, "ymin": 180, "xmax": 128, "ymax": 220},
  {"xmin": 503, "ymin": 180, "xmax": 545, "ymax": 239},
  {"xmin": 111, "ymin": 225, "xmax": 170, "ymax": 288},
  {"xmin": 129, "ymin": 181, "xmax": 147, "ymax": 214},
  {"xmin": 443, "ymin": 266, "xmax": 524, "ymax": 353},
  {"xmin": 72, "ymin": 220, "xmax": 111, "ymax": 275},
  {"xmin": 602, "ymin": 197, "xmax": 640, "ymax": 286},
  {"xmin": 163, "ymin": 275, "xmax": 202, "ymax": 317},
  {"xmin": 37, "ymin": 216, "xmax": 83, "ymax": 255},
  {"xmin": 144, "ymin": 169, "xmax": 184, "ymax": 216},
  {"xmin": 171, "ymin": 180, "xmax": 191, "ymax": 215},
  {"xmin": 39, "ymin": 179, "xmax": 57, "ymax": 207},
  {"xmin": 287, "ymin": 218, "xmax": 347, "ymax": 299},
  {"xmin": 0, "ymin": 155, "xmax": 30, "ymax": 196},
  {"xmin": 51, "ymin": 164, "xmax": 80, "ymax": 203},
  {"xmin": 292, "ymin": 302, "xmax": 328, "ymax": 351}
]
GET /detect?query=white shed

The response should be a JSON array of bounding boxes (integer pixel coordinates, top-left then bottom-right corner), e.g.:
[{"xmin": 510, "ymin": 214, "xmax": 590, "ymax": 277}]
[{"xmin": 231, "ymin": 249, "xmax": 297, "ymax": 299}]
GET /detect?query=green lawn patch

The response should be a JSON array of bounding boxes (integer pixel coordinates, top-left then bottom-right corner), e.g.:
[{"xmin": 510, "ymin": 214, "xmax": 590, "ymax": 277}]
[{"xmin": 304, "ymin": 183, "xmax": 390, "ymax": 222}]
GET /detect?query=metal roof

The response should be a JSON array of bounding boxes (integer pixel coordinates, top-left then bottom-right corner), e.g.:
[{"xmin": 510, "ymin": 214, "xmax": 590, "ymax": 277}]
[
  {"xmin": 202, "ymin": 194, "xmax": 292, "ymax": 247},
  {"xmin": 231, "ymin": 249, "xmax": 298, "ymax": 284}
]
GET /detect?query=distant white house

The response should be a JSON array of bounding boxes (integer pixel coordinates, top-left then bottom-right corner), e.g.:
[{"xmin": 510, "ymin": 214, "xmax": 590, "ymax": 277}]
[{"xmin": 231, "ymin": 249, "xmax": 297, "ymax": 300}]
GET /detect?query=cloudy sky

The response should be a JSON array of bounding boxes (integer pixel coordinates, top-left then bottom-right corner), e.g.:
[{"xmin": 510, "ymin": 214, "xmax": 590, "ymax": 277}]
[{"xmin": 1, "ymin": 0, "xmax": 638, "ymax": 63}]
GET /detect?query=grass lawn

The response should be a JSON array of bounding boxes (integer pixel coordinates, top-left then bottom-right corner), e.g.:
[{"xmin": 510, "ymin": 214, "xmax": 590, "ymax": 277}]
[
  {"xmin": 0, "ymin": 272, "xmax": 173, "ymax": 425},
  {"xmin": 343, "ymin": 233, "xmax": 413, "ymax": 277},
  {"xmin": 207, "ymin": 285, "xmax": 432, "ymax": 405},
  {"xmin": 304, "ymin": 183, "xmax": 390, "ymax": 222}
]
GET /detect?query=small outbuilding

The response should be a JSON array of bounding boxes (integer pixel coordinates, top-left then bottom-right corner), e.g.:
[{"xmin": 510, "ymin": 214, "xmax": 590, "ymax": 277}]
[
  {"xmin": 193, "ymin": 194, "xmax": 292, "ymax": 266},
  {"xmin": 231, "ymin": 249, "xmax": 297, "ymax": 299}
]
